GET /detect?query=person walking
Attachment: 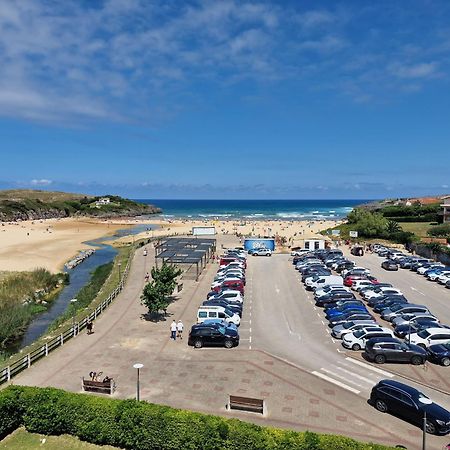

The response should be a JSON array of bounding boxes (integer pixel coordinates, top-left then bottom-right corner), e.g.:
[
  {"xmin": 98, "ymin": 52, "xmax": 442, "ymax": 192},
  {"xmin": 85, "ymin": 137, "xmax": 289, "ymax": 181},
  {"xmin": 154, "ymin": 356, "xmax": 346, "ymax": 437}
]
[
  {"xmin": 86, "ymin": 320, "xmax": 93, "ymax": 335},
  {"xmin": 144, "ymin": 272, "xmax": 150, "ymax": 282},
  {"xmin": 170, "ymin": 320, "xmax": 177, "ymax": 340},
  {"xmin": 177, "ymin": 320, "xmax": 184, "ymax": 340}
]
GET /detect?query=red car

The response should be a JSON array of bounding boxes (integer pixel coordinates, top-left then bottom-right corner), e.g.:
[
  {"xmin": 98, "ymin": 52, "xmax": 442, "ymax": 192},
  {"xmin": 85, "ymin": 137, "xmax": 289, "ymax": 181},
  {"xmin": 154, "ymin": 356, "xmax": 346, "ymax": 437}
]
[
  {"xmin": 344, "ymin": 274, "xmax": 378, "ymax": 287},
  {"xmin": 213, "ymin": 279, "xmax": 244, "ymax": 295}
]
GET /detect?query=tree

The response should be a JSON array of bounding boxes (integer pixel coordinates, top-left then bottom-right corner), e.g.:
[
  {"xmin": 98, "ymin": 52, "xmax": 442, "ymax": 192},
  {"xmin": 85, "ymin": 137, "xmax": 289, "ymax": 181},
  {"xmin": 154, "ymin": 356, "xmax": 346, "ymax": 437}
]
[
  {"xmin": 386, "ymin": 220, "xmax": 401, "ymax": 234},
  {"xmin": 141, "ymin": 263, "xmax": 182, "ymax": 320},
  {"xmin": 140, "ymin": 280, "xmax": 168, "ymax": 319}
]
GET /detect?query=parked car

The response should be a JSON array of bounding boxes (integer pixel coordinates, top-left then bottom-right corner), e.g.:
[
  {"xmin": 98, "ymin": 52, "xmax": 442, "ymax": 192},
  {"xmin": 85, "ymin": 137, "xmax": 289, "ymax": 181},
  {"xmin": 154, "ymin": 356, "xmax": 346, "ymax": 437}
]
[
  {"xmin": 391, "ymin": 313, "xmax": 438, "ymax": 327},
  {"xmin": 315, "ymin": 291, "xmax": 356, "ymax": 307},
  {"xmin": 381, "ymin": 260, "xmax": 399, "ymax": 271},
  {"xmin": 394, "ymin": 318, "xmax": 443, "ymax": 339},
  {"xmin": 371, "ymin": 296, "xmax": 408, "ymax": 311},
  {"xmin": 370, "ymin": 379, "xmax": 450, "ymax": 435},
  {"xmin": 342, "ymin": 327, "xmax": 393, "ymax": 351},
  {"xmin": 426, "ymin": 342, "xmax": 450, "ymax": 366},
  {"xmin": 364, "ymin": 337, "xmax": 427, "ymax": 365},
  {"xmin": 325, "ymin": 306, "xmax": 368, "ymax": 320},
  {"xmin": 331, "ymin": 320, "xmax": 378, "ymax": 339},
  {"xmin": 381, "ymin": 304, "xmax": 430, "ymax": 322},
  {"xmin": 252, "ymin": 248, "xmax": 272, "ymax": 256},
  {"xmin": 408, "ymin": 328, "xmax": 450, "ymax": 348},
  {"xmin": 188, "ymin": 324, "xmax": 239, "ymax": 349},
  {"xmin": 329, "ymin": 313, "xmax": 375, "ymax": 328}
]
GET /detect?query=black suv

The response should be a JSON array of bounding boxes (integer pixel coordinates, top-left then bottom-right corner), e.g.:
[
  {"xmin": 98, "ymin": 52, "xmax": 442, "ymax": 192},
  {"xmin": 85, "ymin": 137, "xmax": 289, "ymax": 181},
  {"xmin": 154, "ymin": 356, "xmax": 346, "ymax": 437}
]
[
  {"xmin": 188, "ymin": 324, "xmax": 239, "ymax": 349},
  {"xmin": 370, "ymin": 379, "xmax": 450, "ymax": 435},
  {"xmin": 364, "ymin": 337, "xmax": 427, "ymax": 365}
]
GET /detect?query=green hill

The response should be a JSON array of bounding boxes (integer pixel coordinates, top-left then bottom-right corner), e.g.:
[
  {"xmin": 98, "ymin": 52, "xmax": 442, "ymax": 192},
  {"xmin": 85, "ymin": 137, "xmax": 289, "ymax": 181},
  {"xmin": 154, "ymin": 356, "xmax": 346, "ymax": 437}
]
[{"xmin": 0, "ymin": 190, "xmax": 161, "ymax": 221}]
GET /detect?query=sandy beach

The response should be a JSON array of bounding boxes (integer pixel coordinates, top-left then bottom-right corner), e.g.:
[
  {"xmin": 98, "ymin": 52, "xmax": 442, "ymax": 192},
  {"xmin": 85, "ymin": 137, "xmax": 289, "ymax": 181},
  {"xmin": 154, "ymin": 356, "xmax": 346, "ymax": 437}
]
[
  {"xmin": 0, "ymin": 218, "xmax": 132, "ymax": 273},
  {"xmin": 0, "ymin": 216, "xmax": 341, "ymax": 273}
]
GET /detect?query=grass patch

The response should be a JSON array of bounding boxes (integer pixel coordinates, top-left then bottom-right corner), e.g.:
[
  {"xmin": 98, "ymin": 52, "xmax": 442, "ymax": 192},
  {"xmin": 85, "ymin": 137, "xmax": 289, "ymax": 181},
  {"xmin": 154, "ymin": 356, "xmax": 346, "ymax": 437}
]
[
  {"xmin": 0, "ymin": 270, "xmax": 66, "ymax": 350},
  {"xmin": 400, "ymin": 222, "xmax": 435, "ymax": 238},
  {"xmin": 1, "ymin": 427, "xmax": 121, "ymax": 449}
]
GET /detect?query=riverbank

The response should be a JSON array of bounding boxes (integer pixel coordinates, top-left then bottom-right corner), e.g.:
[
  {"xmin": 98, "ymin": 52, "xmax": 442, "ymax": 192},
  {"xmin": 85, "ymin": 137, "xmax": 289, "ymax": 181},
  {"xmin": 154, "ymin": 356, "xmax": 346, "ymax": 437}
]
[{"xmin": 0, "ymin": 218, "xmax": 133, "ymax": 273}]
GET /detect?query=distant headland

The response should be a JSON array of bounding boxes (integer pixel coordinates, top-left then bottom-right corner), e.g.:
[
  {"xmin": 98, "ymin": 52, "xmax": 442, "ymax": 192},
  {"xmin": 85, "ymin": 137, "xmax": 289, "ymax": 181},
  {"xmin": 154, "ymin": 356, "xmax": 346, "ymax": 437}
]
[{"xmin": 0, "ymin": 190, "xmax": 161, "ymax": 222}]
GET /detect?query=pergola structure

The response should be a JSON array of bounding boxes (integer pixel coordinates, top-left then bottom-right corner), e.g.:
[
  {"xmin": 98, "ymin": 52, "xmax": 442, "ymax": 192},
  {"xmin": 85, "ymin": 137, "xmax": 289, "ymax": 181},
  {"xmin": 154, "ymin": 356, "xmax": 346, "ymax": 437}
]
[{"xmin": 154, "ymin": 237, "xmax": 216, "ymax": 281}]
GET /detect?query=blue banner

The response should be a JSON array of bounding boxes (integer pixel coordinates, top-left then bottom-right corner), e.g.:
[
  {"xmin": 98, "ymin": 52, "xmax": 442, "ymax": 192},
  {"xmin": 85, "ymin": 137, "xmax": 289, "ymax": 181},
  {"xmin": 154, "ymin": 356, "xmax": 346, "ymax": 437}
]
[{"xmin": 244, "ymin": 238, "xmax": 275, "ymax": 251}]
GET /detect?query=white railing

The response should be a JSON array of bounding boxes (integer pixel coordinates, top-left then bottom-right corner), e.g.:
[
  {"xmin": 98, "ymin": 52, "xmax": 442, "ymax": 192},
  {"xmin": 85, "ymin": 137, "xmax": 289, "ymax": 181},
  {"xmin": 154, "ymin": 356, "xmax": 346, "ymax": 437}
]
[{"xmin": 0, "ymin": 254, "xmax": 132, "ymax": 385}]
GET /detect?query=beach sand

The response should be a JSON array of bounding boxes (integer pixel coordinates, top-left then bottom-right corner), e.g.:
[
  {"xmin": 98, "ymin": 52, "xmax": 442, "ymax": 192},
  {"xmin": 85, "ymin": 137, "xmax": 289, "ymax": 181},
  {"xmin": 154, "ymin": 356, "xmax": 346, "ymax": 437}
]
[
  {"xmin": 0, "ymin": 218, "xmax": 132, "ymax": 273},
  {"xmin": 0, "ymin": 216, "xmax": 341, "ymax": 273}
]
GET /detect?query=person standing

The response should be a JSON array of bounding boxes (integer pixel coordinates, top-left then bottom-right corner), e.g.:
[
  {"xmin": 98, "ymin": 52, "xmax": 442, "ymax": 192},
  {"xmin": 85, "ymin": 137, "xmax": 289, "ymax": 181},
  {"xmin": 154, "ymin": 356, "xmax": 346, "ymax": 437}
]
[
  {"xmin": 170, "ymin": 320, "xmax": 177, "ymax": 340},
  {"xmin": 177, "ymin": 320, "xmax": 184, "ymax": 340},
  {"xmin": 86, "ymin": 320, "xmax": 93, "ymax": 335}
]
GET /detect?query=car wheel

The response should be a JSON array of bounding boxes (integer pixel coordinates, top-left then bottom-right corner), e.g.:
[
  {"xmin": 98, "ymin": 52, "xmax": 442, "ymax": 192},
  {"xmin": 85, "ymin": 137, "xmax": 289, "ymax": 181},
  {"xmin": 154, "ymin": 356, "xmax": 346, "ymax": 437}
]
[
  {"xmin": 194, "ymin": 340, "xmax": 203, "ymax": 349},
  {"xmin": 425, "ymin": 420, "xmax": 437, "ymax": 435},
  {"xmin": 441, "ymin": 357, "xmax": 450, "ymax": 367},
  {"xmin": 224, "ymin": 340, "xmax": 233, "ymax": 349},
  {"xmin": 375, "ymin": 399, "xmax": 388, "ymax": 413},
  {"xmin": 352, "ymin": 343, "xmax": 361, "ymax": 351},
  {"xmin": 411, "ymin": 356, "xmax": 423, "ymax": 365},
  {"xmin": 374, "ymin": 354, "xmax": 386, "ymax": 364}
]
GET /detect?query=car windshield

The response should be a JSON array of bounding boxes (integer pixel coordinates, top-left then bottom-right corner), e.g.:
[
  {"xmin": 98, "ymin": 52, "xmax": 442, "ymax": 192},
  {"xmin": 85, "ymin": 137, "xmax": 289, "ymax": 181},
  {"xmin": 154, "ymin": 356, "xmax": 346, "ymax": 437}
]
[
  {"xmin": 417, "ymin": 330, "xmax": 431, "ymax": 338},
  {"xmin": 391, "ymin": 304, "xmax": 403, "ymax": 312},
  {"xmin": 343, "ymin": 322, "xmax": 355, "ymax": 329},
  {"xmin": 224, "ymin": 308, "xmax": 233, "ymax": 317},
  {"xmin": 354, "ymin": 330, "xmax": 365, "ymax": 338},
  {"xmin": 217, "ymin": 326, "xmax": 226, "ymax": 335}
]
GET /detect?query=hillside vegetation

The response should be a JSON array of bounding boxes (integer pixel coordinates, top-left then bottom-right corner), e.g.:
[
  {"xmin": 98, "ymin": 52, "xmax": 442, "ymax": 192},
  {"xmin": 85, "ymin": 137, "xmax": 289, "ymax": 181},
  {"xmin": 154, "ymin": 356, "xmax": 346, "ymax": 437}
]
[{"xmin": 0, "ymin": 190, "xmax": 161, "ymax": 221}]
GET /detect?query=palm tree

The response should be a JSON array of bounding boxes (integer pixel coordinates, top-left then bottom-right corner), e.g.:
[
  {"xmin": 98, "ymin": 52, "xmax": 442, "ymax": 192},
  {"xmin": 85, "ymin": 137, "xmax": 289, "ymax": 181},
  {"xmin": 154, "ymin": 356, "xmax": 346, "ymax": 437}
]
[{"xmin": 386, "ymin": 220, "xmax": 401, "ymax": 234}]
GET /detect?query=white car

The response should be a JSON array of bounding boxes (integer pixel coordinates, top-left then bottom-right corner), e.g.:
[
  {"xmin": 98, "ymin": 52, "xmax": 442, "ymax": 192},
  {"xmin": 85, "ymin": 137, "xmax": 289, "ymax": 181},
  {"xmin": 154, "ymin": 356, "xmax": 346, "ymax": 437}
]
[
  {"xmin": 418, "ymin": 264, "xmax": 443, "ymax": 275},
  {"xmin": 315, "ymin": 285, "xmax": 351, "ymax": 298},
  {"xmin": 331, "ymin": 320, "xmax": 378, "ymax": 339},
  {"xmin": 252, "ymin": 248, "xmax": 272, "ymax": 256},
  {"xmin": 408, "ymin": 328, "xmax": 450, "ymax": 348},
  {"xmin": 437, "ymin": 272, "xmax": 450, "ymax": 284},
  {"xmin": 352, "ymin": 280, "xmax": 375, "ymax": 291},
  {"xmin": 291, "ymin": 249, "xmax": 311, "ymax": 256},
  {"xmin": 342, "ymin": 327, "xmax": 394, "ymax": 351},
  {"xmin": 364, "ymin": 287, "xmax": 403, "ymax": 299}
]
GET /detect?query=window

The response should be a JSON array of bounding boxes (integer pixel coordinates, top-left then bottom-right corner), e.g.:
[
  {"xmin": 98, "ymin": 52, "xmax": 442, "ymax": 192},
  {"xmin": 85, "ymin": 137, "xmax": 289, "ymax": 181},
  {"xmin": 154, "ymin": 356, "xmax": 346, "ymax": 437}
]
[
  {"xmin": 198, "ymin": 312, "xmax": 207, "ymax": 318},
  {"xmin": 305, "ymin": 241, "xmax": 310, "ymax": 249},
  {"xmin": 209, "ymin": 312, "xmax": 217, "ymax": 318}
]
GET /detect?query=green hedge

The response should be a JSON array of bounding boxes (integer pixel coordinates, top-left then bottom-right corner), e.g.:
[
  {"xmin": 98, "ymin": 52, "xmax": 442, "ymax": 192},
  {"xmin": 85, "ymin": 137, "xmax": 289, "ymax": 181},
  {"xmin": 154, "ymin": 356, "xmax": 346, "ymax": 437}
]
[{"xmin": 0, "ymin": 386, "xmax": 395, "ymax": 450}]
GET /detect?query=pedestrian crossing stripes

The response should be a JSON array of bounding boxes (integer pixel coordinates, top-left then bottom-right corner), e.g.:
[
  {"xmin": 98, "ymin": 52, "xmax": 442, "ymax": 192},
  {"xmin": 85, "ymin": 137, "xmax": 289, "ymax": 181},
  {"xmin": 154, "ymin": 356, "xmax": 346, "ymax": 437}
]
[{"xmin": 312, "ymin": 357, "xmax": 395, "ymax": 396}]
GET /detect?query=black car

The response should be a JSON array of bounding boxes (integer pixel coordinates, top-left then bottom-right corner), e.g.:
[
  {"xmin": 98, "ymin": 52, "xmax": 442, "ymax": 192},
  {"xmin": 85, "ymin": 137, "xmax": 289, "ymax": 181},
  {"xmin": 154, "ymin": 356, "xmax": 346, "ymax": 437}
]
[
  {"xmin": 370, "ymin": 379, "xmax": 450, "ymax": 435},
  {"xmin": 364, "ymin": 337, "xmax": 427, "ymax": 365},
  {"xmin": 446, "ymin": 280, "xmax": 450, "ymax": 289},
  {"xmin": 188, "ymin": 324, "xmax": 239, "ymax": 349},
  {"xmin": 371, "ymin": 296, "xmax": 408, "ymax": 312},
  {"xmin": 315, "ymin": 292, "xmax": 356, "ymax": 307},
  {"xmin": 381, "ymin": 259, "xmax": 399, "ymax": 271},
  {"xmin": 426, "ymin": 342, "xmax": 450, "ymax": 366}
]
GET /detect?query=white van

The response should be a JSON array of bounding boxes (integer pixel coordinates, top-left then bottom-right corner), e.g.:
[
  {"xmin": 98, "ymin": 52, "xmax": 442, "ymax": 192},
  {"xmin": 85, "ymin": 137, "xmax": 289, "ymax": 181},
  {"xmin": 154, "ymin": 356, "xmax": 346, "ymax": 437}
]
[
  {"xmin": 306, "ymin": 275, "xmax": 343, "ymax": 290},
  {"xmin": 197, "ymin": 306, "xmax": 241, "ymax": 326}
]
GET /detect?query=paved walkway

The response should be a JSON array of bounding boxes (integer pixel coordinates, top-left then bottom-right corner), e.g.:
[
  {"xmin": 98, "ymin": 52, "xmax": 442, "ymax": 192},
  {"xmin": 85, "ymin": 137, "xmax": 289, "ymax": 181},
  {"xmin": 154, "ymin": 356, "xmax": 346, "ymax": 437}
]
[{"xmin": 7, "ymin": 239, "xmax": 441, "ymax": 449}]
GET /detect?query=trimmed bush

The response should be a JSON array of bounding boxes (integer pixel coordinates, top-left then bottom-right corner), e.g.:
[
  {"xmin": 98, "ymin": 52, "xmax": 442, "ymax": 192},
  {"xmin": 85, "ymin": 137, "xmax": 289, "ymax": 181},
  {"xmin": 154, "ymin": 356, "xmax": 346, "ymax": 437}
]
[{"xmin": 0, "ymin": 386, "xmax": 395, "ymax": 450}]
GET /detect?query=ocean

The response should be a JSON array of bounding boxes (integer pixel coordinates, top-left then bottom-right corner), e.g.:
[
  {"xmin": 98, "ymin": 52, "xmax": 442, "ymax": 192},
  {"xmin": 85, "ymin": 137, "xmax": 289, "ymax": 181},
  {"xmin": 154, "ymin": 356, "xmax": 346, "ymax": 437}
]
[{"xmin": 136, "ymin": 199, "xmax": 368, "ymax": 220}]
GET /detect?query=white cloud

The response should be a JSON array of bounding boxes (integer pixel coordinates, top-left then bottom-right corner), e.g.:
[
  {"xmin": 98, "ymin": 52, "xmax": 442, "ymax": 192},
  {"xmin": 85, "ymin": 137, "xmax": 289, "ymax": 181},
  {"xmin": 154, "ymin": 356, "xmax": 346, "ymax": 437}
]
[
  {"xmin": 390, "ymin": 62, "xmax": 439, "ymax": 79},
  {"xmin": 30, "ymin": 179, "xmax": 52, "ymax": 186}
]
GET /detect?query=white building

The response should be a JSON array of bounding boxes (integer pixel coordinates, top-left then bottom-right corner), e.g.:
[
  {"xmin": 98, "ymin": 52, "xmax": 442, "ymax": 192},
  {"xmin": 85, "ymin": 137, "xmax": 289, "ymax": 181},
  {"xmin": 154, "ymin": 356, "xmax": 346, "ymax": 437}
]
[
  {"xmin": 442, "ymin": 198, "xmax": 450, "ymax": 223},
  {"xmin": 95, "ymin": 197, "xmax": 111, "ymax": 206}
]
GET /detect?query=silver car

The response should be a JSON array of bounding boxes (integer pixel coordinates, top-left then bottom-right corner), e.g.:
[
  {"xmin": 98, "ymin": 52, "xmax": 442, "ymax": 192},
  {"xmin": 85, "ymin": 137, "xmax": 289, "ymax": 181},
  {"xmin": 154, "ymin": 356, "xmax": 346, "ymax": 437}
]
[
  {"xmin": 391, "ymin": 313, "xmax": 438, "ymax": 327},
  {"xmin": 381, "ymin": 304, "xmax": 430, "ymax": 321},
  {"xmin": 331, "ymin": 320, "xmax": 378, "ymax": 339}
]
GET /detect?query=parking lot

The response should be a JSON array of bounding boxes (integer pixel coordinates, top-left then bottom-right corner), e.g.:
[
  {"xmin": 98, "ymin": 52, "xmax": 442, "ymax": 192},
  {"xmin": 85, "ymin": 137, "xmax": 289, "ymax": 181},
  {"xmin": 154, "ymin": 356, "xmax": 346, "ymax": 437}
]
[{"xmin": 9, "ymin": 236, "xmax": 450, "ymax": 450}]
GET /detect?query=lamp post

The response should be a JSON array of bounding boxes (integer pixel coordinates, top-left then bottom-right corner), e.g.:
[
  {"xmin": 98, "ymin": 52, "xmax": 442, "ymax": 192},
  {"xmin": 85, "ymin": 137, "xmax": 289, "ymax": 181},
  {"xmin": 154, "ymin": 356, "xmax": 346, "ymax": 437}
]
[
  {"xmin": 118, "ymin": 262, "xmax": 122, "ymax": 280},
  {"xmin": 418, "ymin": 397, "xmax": 433, "ymax": 450},
  {"xmin": 70, "ymin": 298, "xmax": 78, "ymax": 336},
  {"xmin": 133, "ymin": 363, "xmax": 144, "ymax": 401}
]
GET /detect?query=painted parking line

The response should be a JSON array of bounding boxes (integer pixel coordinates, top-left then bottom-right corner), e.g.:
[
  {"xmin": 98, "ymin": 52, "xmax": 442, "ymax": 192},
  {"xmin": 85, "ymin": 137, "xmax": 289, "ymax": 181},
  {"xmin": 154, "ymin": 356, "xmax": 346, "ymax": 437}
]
[
  {"xmin": 320, "ymin": 368, "xmax": 366, "ymax": 388},
  {"xmin": 345, "ymin": 357, "xmax": 394, "ymax": 377},
  {"xmin": 311, "ymin": 371, "xmax": 361, "ymax": 394},
  {"xmin": 335, "ymin": 365, "xmax": 379, "ymax": 385}
]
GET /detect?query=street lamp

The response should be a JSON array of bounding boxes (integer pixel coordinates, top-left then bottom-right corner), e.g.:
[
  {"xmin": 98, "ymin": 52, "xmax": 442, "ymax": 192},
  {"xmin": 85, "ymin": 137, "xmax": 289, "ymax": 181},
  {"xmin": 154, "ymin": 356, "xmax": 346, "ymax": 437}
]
[
  {"xmin": 418, "ymin": 396, "xmax": 433, "ymax": 450},
  {"xmin": 70, "ymin": 298, "xmax": 78, "ymax": 335},
  {"xmin": 133, "ymin": 363, "xmax": 144, "ymax": 401}
]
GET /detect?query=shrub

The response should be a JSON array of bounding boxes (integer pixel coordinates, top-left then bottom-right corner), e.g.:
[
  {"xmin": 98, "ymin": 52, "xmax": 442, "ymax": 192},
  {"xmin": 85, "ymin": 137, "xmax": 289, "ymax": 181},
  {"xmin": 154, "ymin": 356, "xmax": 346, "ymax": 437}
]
[{"xmin": 0, "ymin": 386, "xmax": 395, "ymax": 450}]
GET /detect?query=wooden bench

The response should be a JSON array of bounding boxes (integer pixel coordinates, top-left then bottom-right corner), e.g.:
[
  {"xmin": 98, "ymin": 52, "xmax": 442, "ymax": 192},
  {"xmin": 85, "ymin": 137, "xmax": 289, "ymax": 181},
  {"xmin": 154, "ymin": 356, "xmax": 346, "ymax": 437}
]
[
  {"xmin": 228, "ymin": 395, "xmax": 265, "ymax": 414},
  {"xmin": 82, "ymin": 377, "xmax": 115, "ymax": 395}
]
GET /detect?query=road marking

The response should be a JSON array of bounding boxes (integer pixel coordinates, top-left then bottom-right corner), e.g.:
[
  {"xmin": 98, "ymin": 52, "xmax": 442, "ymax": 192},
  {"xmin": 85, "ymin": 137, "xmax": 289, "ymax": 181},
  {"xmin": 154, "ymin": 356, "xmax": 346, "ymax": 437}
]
[
  {"xmin": 313, "ymin": 306, "xmax": 317, "ymax": 310},
  {"xmin": 345, "ymin": 357, "xmax": 394, "ymax": 377},
  {"xmin": 325, "ymin": 329, "xmax": 330, "ymax": 334},
  {"xmin": 249, "ymin": 345, "xmax": 252, "ymax": 349},
  {"xmin": 336, "ymin": 348, "xmax": 345, "ymax": 353},
  {"xmin": 321, "ymin": 320, "xmax": 325, "ymax": 325},
  {"xmin": 335, "ymin": 366, "xmax": 378, "ymax": 384},
  {"xmin": 311, "ymin": 371, "xmax": 360, "ymax": 394},
  {"xmin": 331, "ymin": 337, "xmax": 336, "ymax": 343},
  {"xmin": 249, "ymin": 327, "xmax": 252, "ymax": 333},
  {"xmin": 320, "ymin": 368, "xmax": 365, "ymax": 388},
  {"xmin": 249, "ymin": 336, "xmax": 252, "ymax": 343},
  {"xmin": 411, "ymin": 287, "xmax": 425, "ymax": 296}
]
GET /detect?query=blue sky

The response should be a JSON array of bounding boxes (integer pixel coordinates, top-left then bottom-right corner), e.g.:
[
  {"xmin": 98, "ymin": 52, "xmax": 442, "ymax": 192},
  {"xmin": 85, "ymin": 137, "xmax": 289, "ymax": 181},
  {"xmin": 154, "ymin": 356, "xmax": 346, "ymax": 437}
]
[{"xmin": 0, "ymin": 0, "xmax": 449, "ymax": 199}]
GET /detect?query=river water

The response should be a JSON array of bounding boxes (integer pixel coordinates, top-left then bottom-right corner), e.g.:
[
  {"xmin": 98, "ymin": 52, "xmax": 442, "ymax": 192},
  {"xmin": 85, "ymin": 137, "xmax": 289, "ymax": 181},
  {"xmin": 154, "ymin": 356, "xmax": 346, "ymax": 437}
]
[{"xmin": 15, "ymin": 223, "xmax": 157, "ymax": 350}]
